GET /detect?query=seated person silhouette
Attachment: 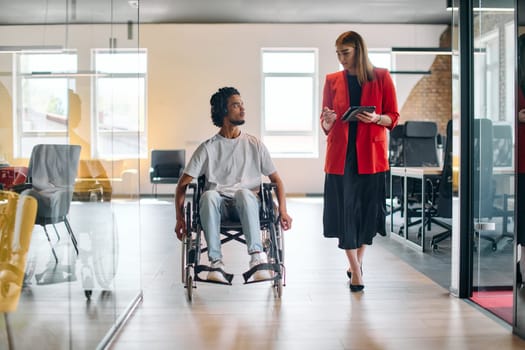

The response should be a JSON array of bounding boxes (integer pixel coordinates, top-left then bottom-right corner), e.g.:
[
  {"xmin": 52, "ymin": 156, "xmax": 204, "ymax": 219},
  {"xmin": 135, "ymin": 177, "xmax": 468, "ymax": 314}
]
[{"xmin": 174, "ymin": 87, "xmax": 292, "ymax": 283}]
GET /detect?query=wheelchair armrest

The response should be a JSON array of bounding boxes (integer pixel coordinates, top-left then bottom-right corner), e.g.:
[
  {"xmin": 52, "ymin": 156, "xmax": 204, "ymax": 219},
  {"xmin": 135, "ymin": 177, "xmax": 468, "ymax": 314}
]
[
  {"xmin": 263, "ymin": 182, "xmax": 277, "ymax": 190},
  {"xmin": 186, "ymin": 182, "xmax": 201, "ymax": 208}
]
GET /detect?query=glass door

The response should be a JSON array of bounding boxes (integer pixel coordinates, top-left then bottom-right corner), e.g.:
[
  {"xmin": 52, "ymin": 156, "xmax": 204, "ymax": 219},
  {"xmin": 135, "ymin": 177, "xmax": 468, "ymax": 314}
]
[
  {"xmin": 0, "ymin": 1, "xmax": 143, "ymax": 348},
  {"xmin": 515, "ymin": 0, "xmax": 525, "ymax": 337},
  {"xmin": 471, "ymin": 0, "xmax": 515, "ymax": 324}
]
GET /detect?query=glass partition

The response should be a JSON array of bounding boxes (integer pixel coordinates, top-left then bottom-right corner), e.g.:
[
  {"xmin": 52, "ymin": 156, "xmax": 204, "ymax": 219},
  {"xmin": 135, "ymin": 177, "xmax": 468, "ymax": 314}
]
[
  {"xmin": 0, "ymin": 1, "xmax": 142, "ymax": 348},
  {"xmin": 470, "ymin": 0, "xmax": 515, "ymax": 324},
  {"xmin": 515, "ymin": 0, "xmax": 525, "ymax": 337}
]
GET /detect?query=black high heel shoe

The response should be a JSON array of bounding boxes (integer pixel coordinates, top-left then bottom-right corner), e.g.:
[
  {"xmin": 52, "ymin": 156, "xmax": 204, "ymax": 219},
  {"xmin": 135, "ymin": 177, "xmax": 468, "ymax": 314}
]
[{"xmin": 349, "ymin": 283, "xmax": 364, "ymax": 292}]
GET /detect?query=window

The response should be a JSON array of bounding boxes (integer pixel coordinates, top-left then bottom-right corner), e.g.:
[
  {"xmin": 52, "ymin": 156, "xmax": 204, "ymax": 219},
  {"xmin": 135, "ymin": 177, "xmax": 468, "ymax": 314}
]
[
  {"xmin": 261, "ymin": 49, "xmax": 318, "ymax": 158},
  {"xmin": 338, "ymin": 51, "xmax": 392, "ymax": 71},
  {"xmin": 15, "ymin": 51, "xmax": 77, "ymax": 157},
  {"xmin": 92, "ymin": 49, "xmax": 147, "ymax": 159},
  {"xmin": 474, "ymin": 29, "xmax": 499, "ymax": 120},
  {"xmin": 368, "ymin": 51, "xmax": 392, "ymax": 70}
]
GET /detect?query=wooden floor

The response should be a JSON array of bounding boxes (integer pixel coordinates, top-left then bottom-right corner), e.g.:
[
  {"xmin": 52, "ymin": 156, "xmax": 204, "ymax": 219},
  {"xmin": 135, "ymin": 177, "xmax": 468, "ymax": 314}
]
[{"xmin": 110, "ymin": 197, "xmax": 525, "ymax": 350}]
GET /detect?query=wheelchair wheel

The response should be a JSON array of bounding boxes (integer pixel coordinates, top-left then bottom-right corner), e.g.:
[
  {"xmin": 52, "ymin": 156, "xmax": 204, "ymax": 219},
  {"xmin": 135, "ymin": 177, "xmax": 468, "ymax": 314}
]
[
  {"xmin": 274, "ymin": 272, "xmax": 283, "ymax": 298},
  {"xmin": 269, "ymin": 220, "xmax": 284, "ymax": 298},
  {"xmin": 181, "ymin": 203, "xmax": 191, "ymax": 284},
  {"xmin": 182, "ymin": 202, "xmax": 196, "ymax": 301},
  {"xmin": 274, "ymin": 221, "xmax": 284, "ymax": 265},
  {"xmin": 186, "ymin": 269, "xmax": 193, "ymax": 302}
]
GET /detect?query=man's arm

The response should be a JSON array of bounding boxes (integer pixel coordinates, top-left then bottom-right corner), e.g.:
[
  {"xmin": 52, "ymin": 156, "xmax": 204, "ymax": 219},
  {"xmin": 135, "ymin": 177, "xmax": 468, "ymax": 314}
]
[
  {"xmin": 267, "ymin": 171, "xmax": 292, "ymax": 231},
  {"xmin": 174, "ymin": 173, "xmax": 194, "ymax": 240}
]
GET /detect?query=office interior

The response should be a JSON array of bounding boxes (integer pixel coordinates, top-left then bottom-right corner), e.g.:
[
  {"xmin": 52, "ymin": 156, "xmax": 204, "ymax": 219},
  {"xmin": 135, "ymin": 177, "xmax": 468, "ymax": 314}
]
[{"xmin": 0, "ymin": 0, "xmax": 525, "ymax": 348}]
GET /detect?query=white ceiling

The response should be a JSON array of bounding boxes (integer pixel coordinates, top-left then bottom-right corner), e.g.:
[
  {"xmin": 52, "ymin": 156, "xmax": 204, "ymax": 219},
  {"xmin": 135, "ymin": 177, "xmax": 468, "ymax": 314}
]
[{"xmin": 0, "ymin": 0, "xmax": 452, "ymax": 25}]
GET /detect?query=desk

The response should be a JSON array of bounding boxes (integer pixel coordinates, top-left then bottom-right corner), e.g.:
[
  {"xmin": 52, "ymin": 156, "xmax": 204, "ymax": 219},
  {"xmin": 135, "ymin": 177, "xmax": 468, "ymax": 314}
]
[{"xmin": 390, "ymin": 166, "xmax": 442, "ymax": 251}]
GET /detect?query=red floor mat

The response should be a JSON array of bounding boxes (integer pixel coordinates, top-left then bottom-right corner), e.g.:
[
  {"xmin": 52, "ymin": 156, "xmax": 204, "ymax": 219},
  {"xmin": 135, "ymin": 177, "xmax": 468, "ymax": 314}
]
[{"xmin": 471, "ymin": 290, "xmax": 513, "ymax": 324}]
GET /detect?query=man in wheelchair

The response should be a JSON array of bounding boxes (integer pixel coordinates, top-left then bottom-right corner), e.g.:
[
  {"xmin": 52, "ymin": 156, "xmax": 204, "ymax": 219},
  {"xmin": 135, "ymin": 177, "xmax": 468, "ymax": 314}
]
[{"xmin": 174, "ymin": 86, "xmax": 292, "ymax": 284}]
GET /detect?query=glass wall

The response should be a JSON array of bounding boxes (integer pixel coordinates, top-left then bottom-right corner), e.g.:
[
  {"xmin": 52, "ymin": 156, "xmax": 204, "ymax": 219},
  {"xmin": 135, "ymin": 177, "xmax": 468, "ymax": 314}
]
[
  {"xmin": 515, "ymin": 0, "xmax": 525, "ymax": 338},
  {"xmin": 0, "ymin": 1, "xmax": 142, "ymax": 348},
  {"xmin": 470, "ymin": 0, "xmax": 515, "ymax": 325},
  {"xmin": 452, "ymin": 0, "xmax": 516, "ymax": 324}
]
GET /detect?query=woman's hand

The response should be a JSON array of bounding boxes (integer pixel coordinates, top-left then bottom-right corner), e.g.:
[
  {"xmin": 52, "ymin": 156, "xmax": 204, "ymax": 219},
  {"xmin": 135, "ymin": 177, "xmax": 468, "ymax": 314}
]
[
  {"xmin": 519, "ymin": 109, "xmax": 525, "ymax": 123},
  {"xmin": 321, "ymin": 107, "xmax": 337, "ymax": 131},
  {"xmin": 356, "ymin": 110, "xmax": 381, "ymax": 124}
]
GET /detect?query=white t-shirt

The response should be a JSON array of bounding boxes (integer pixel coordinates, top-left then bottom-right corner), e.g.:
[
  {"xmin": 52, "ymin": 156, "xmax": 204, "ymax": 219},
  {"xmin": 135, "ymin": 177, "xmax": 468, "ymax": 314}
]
[{"xmin": 184, "ymin": 132, "xmax": 276, "ymax": 197}]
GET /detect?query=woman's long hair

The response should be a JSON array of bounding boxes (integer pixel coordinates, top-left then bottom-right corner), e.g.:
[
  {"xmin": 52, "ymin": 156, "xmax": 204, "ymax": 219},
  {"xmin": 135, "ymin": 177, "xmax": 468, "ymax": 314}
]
[{"xmin": 335, "ymin": 31, "xmax": 374, "ymax": 85}]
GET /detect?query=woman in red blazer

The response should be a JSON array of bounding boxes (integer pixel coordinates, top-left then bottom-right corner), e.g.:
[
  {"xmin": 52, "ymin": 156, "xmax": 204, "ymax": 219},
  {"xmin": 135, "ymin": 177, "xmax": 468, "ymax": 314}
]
[{"xmin": 321, "ymin": 31, "xmax": 399, "ymax": 292}]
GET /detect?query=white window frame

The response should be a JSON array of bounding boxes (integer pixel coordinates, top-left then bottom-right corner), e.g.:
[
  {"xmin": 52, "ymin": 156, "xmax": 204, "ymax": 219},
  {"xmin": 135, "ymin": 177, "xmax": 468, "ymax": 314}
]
[
  {"xmin": 261, "ymin": 48, "xmax": 319, "ymax": 158},
  {"xmin": 14, "ymin": 50, "xmax": 77, "ymax": 158},
  {"xmin": 368, "ymin": 50, "xmax": 393, "ymax": 71},
  {"xmin": 91, "ymin": 48, "xmax": 147, "ymax": 159},
  {"xmin": 474, "ymin": 29, "xmax": 499, "ymax": 120}
]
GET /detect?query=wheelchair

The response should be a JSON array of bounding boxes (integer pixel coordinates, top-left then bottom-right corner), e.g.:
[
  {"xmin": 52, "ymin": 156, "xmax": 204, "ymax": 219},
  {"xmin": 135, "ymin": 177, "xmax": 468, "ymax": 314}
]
[{"xmin": 181, "ymin": 176, "xmax": 285, "ymax": 301}]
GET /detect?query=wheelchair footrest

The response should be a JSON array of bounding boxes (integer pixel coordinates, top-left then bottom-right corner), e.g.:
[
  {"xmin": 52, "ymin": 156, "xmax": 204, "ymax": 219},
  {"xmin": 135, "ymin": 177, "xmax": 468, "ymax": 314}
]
[
  {"xmin": 242, "ymin": 263, "xmax": 281, "ymax": 284},
  {"xmin": 194, "ymin": 264, "xmax": 234, "ymax": 285}
]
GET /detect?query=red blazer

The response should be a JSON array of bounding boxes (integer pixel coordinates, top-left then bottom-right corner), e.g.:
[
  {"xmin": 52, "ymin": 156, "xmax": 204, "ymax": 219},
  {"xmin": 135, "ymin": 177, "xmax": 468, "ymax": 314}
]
[{"xmin": 321, "ymin": 68, "xmax": 399, "ymax": 175}]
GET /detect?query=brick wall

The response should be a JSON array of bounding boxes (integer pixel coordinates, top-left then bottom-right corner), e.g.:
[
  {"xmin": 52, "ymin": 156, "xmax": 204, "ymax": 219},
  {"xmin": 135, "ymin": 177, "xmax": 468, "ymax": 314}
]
[{"xmin": 399, "ymin": 26, "xmax": 452, "ymax": 135}]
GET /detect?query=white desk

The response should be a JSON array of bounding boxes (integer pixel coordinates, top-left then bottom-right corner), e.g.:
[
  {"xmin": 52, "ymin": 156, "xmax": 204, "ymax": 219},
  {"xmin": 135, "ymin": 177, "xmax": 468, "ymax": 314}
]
[{"xmin": 390, "ymin": 166, "xmax": 442, "ymax": 251}]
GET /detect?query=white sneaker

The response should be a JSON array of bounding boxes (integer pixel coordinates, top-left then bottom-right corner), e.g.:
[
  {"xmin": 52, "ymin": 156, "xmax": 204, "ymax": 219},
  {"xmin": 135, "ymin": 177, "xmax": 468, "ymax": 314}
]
[
  {"xmin": 207, "ymin": 260, "xmax": 229, "ymax": 283},
  {"xmin": 249, "ymin": 252, "xmax": 272, "ymax": 281}
]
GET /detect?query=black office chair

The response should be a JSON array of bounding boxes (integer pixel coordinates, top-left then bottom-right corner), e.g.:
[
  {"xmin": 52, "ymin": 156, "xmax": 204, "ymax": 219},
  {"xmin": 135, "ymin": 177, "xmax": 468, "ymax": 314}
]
[
  {"xmin": 13, "ymin": 144, "xmax": 81, "ymax": 264},
  {"xmin": 491, "ymin": 123, "xmax": 514, "ymax": 240},
  {"xmin": 428, "ymin": 120, "xmax": 453, "ymax": 250},
  {"xmin": 401, "ymin": 121, "xmax": 440, "ymax": 233},
  {"xmin": 492, "ymin": 123, "xmax": 513, "ymax": 167},
  {"xmin": 389, "ymin": 124, "xmax": 405, "ymax": 167},
  {"xmin": 149, "ymin": 149, "xmax": 185, "ymax": 197},
  {"xmin": 403, "ymin": 121, "xmax": 440, "ymax": 167},
  {"xmin": 472, "ymin": 119, "xmax": 512, "ymax": 251},
  {"xmin": 386, "ymin": 124, "xmax": 405, "ymax": 216}
]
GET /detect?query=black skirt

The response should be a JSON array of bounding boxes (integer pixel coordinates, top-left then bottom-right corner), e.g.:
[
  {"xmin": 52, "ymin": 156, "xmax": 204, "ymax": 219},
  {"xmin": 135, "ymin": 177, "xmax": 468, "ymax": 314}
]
[{"xmin": 323, "ymin": 122, "xmax": 387, "ymax": 249}]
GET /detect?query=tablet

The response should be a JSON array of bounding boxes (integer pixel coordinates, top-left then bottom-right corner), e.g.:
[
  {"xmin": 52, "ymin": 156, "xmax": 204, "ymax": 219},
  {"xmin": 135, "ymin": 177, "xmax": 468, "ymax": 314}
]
[{"xmin": 341, "ymin": 106, "xmax": 376, "ymax": 122}]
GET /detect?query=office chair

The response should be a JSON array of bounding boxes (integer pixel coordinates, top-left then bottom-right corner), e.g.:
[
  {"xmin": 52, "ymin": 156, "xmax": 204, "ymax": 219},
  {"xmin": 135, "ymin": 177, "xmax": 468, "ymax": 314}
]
[
  {"xmin": 403, "ymin": 121, "xmax": 440, "ymax": 167},
  {"xmin": 492, "ymin": 123, "xmax": 513, "ymax": 167},
  {"xmin": 0, "ymin": 190, "xmax": 38, "ymax": 349},
  {"xmin": 149, "ymin": 149, "xmax": 185, "ymax": 197},
  {"xmin": 428, "ymin": 120, "xmax": 453, "ymax": 250},
  {"xmin": 389, "ymin": 124, "xmax": 405, "ymax": 167},
  {"xmin": 401, "ymin": 121, "xmax": 440, "ymax": 233},
  {"xmin": 472, "ymin": 119, "xmax": 511, "ymax": 251},
  {"xmin": 386, "ymin": 124, "xmax": 405, "ymax": 216},
  {"xmin": 13, "ymin": 144, "xmax": 81, "ymax": 264},
  {"xmin": 491, "ymin": 123, "xmax": 514, "ymax": 240}
]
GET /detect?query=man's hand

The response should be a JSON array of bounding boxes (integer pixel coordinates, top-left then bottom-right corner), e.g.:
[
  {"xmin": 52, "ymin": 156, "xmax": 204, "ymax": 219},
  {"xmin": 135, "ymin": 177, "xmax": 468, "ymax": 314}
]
[
  {"xmin": 279, "ymin": 211, "xmax": 292, "ymax": 231},
  {"xmin": 174, "ymin": 218, "xmax": 186, "ymax": 241},
  {"xmin": 174, "ymin": 173, "xmax": 194, "ymax": 241}
]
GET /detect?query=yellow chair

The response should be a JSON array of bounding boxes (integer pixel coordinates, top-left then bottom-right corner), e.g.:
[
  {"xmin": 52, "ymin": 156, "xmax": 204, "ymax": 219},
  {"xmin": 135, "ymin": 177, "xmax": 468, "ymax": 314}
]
[
  {"xmin": 0, "ymin": 190, "xmax": 37, "ymax": 311},
  {"xmin": 0, "ymin": 190, "xmax": 37, "ymax": 349}
]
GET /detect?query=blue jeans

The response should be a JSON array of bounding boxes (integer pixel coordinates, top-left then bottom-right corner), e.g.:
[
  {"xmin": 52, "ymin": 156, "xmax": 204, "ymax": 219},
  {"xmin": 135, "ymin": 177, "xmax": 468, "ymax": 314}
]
[{"xmin": 199, "ymin": 189, "xmax": 262, "ymax": 262}]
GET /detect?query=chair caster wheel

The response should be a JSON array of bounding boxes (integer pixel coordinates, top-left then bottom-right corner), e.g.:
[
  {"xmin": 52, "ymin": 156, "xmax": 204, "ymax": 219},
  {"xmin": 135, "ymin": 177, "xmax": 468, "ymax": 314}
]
[{"xmin": 85, "ymin": 290, "xmax": 92, "ymax": 299}]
